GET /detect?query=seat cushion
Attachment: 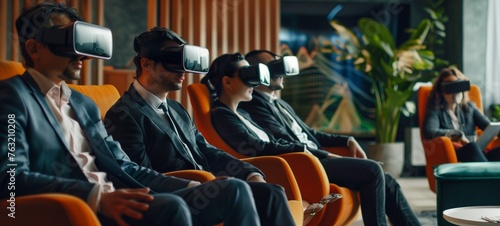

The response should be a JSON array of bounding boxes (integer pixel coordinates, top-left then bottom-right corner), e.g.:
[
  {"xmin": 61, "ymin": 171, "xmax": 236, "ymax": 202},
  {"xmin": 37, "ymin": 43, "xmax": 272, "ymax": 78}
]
[
  {"xmin": 435, "ymin": 162, "xmax": 500, "ymax": 226},
  {"xmin": 435, "ymin": 162, "xmax": 500, "ymax": 179}
]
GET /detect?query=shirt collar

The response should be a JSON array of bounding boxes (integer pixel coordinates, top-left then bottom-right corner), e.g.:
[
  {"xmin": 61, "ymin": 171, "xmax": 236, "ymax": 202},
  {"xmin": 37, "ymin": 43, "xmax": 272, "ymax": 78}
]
[
  {"xmin": 28, "ymin": 67, "xmax": 72, "ymax": 99},
  {"xmin": 255, "ymin": 89, "xmax": 277, "ymax": 103},
  {"xmin": 133, "ymin": 80, "xmax": 166, "ymax": 110}
]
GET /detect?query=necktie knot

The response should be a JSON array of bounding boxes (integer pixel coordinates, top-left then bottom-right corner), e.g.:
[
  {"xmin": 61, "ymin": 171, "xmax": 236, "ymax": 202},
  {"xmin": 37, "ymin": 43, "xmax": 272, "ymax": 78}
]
[{"xmin": 159, "ymin": 102, "xmax": 168, "ymax": 114}]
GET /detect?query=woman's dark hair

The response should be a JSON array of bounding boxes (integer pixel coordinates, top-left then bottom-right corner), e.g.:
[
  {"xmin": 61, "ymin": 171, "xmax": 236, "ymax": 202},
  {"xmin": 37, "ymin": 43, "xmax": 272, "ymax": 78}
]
[
  {"xmin": 428, "ymin": 66, "xmax": 470, "ymax": 110},
  {"xmin": 201, "ymin": 52, "xmax": 245, "ymax": 100},
  {"xmin": 133, "ymin": 27, "xmax": 186, "ymax": 78},
  {"xmin": 16, "ymin": 2, "xmax": 82, "ymax": 67}
]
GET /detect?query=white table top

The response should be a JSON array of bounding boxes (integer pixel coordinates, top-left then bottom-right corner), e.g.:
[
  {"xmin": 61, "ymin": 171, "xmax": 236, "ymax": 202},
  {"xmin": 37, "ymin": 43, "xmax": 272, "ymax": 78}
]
[{"xmin": 443, "ymin": 206, "xmax": 500, "ymax": 226}]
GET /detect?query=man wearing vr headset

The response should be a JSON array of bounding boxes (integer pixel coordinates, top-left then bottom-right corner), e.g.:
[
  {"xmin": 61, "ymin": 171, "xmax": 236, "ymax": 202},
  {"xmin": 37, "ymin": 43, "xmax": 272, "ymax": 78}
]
[
  {"xmin": 232, "ymin": 50, "xmax": 422, "ymax": 225},
  {"xmin": 104, "ymin": 28, "xmax": 295, "ymax": 226},
  {"xmin": 423, "ymin": 67, "xmax": 500, "ymax": 162},
  {"xmin": 0, "ymin": 3, "xmax": 266, "ymax": 226}
]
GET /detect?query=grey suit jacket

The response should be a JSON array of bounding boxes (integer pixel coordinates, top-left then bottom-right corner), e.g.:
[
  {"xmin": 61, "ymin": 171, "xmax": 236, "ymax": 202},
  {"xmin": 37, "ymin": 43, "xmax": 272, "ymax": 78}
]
[{"xmin": 0, "ymin": 72, "xmax": 191, "ymax": 201}]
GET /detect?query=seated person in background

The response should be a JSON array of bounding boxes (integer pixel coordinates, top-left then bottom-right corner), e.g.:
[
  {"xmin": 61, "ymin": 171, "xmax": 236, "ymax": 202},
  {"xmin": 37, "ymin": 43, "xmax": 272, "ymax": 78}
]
[
  {"xmin": 422, "ymin": 66, "xmax": 500, "ymax": 162},
  {"xmin": 240, "ymin": 50, "xmax": 367, "ymax": 158},
  {"xmin": 0, "ymin": 3, "xmax": 265, "ymax": 226},
  {"xmin": 203, "ymin": 52, "xmax": 422, "ymax": 226},
  {"xmin": 104, "ymin": 27, "xmax": 295, "ymax": 226}
]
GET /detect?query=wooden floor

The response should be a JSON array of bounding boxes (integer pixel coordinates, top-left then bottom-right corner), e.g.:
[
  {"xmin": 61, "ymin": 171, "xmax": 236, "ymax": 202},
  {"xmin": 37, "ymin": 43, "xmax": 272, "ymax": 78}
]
[{"xmin": 350, "ymin": 176, "xmax": 437, "ymax": 226}]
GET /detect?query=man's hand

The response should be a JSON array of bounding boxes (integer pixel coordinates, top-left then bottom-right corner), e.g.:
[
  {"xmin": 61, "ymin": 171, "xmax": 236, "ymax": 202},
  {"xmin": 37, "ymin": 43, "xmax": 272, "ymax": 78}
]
[
  {"xmin": 100, "ymin": 188, "xmax": 154, "ymax": 226},
  {"xmin": 247, "ymin": 174, "xmax": 266, "ymax": 183},
  {"xmin": 348, "ymin": 138, "xmax": 368, "ymax": 159},
  {"xmin": 187, "ymin": 181, "xmax": 201, "ymax": 188},
  {"xmin": 327, "ymin": 153, "xmax": 342, "ymax": 158}
]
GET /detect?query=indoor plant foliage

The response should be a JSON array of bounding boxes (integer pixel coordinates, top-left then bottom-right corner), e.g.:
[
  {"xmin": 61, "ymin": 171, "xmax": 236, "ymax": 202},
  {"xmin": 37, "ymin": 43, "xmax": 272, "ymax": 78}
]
[{"xmin": 330, "ymin": 18, "xmax": 435, "ymax": 143}]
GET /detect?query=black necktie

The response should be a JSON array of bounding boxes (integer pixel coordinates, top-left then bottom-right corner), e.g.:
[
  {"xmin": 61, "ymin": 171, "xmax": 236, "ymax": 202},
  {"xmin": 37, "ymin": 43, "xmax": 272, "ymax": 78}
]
[{"xmin": 159, "ymin": 103, "xmax": 202, "ymax": 170}]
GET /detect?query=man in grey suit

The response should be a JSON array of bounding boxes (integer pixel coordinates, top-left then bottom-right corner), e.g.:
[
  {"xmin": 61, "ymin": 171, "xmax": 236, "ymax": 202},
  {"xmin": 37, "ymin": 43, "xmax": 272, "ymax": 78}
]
[
  {"xmin": 104, "ymin": 28, "xmax": 296, "ymax": 226},
  {"xmin": 0, "ymin": 3, "xmax": 262, "ymax": 226}
]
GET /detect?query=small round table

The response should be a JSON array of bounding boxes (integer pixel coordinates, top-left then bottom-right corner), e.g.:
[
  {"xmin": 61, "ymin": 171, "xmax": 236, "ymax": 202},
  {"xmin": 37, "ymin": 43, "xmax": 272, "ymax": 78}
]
[{"xmin": 443, "ymin": 206, "xmax": 500, "ymax": 226}]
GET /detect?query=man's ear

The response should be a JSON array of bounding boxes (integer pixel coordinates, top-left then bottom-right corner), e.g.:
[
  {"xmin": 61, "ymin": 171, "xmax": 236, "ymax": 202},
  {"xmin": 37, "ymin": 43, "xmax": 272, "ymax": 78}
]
[
  {"xmin": 25, "ymin": 39, "xmax": 41, "ymax": 60},
  {"xmin": 140, "ymin": 58, "xmax": 152, "ymax": 70}
]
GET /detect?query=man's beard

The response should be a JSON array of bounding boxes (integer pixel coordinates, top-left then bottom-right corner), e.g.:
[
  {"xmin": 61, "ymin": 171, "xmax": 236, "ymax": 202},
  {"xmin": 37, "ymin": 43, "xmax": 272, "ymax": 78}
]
[
  {"xmin": 268, "ymin": 83, "xmax": 284, "ymax": 91},
  {"xmin": 59, "ymin": 58, "xmax": 81, "ymax": 81},
  {"xmin": 59, "ymin": 67, "xmax": 81, "ymax": 80}
]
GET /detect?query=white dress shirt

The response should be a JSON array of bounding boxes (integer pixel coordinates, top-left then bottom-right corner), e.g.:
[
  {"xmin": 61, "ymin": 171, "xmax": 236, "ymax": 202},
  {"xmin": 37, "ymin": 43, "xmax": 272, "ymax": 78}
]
[{"xmin": 29, "ymin": 68, "xmax": 115, "ymax": 212}]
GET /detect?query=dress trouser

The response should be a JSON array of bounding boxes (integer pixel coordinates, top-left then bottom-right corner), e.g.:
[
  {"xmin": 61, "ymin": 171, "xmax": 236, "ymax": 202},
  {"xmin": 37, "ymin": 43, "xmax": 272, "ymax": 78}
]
[
  {"xmin": 247, "ymin": 182, "xmax": 296, "ymax": 226},
  {"xmin": 100, "ymin": 178, "xmax": 261, "ymax": 226},
  {"xmin": 457, "ymin": 142, "xmax": 500, "ymax": 162},
  {"xmin": 320, "ymin": 157, "xmax": 421, "ymax": 226}
]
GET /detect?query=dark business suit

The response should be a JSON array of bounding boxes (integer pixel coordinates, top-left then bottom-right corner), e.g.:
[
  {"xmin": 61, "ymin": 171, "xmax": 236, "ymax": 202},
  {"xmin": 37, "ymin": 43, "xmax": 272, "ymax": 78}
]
[
  {"xmin": 214, "ymin": 99, "xmax": 421, "ymax": 225},
  {"xmin": 423, "ymin": 102, "xmax": 500, "ymax": 161},
  {"xmin": 239, "ymin": 91, "xmax": 350, "ymax": 149},
  {"xmin": 0, "ymin": 72, "xmax": 261, "ymax": 226},
  {"xmin": 104, "ymin": 85, "xmax": 295, "ymax": 226}
]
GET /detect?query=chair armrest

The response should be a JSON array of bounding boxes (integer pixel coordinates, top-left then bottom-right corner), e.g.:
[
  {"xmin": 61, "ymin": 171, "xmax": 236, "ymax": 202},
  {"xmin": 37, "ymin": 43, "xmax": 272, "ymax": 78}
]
[
  {"xmin": 241, "ymin": 156, "xmax": 302, "ymax": 201},
  {"xmin": 423, "ymin": 136, "xmax": 458, "ymax": 193},
  {"xmin": 164, "ymin": 170, "xmax": 216, "ymax": 182},
  {"xmin": 486, "ymin": 138, "xmax": 500, "ymax": 152},
  {"xmin": 318, "ymin": 184, "xmax": 361, "ymax": 226},
  {"xmin": 241, "ymin": 156, "xmax": 304, "ymax": 226},
  {"xmin": 423, "ymin": 136, "xmax": 458, "ymax": 166},
  {"xmin": 1, "ymin": 193, "xmax": 100, "ymax": 226},
  {"xmin": 278, "ymin": 153, "xmax": 330, "ymax": 204}
]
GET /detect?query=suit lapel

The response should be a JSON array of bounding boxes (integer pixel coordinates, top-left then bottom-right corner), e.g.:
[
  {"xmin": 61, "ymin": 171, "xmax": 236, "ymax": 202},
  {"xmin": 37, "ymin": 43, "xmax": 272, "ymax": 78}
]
[
  {"xmin": 255, "ymin": 92, "xmax": 291, "ymax": 129},
  {"xmin": 166, "ymin": 99, "xmax": 207, "ymax": 164},
  {"xmin": 22, "ymin": 73, "xmax": 70, "ymax": 150},
  {"xmin": 69, "ymin": 94, "xmax": 125, "ymax": 176},
  {"xmin": 278, "ymin": 99, "xmax": 321, "ymax": 145},
  {"xmin": 128, "ymin": 88, "xmax": 197, "ymax": 164}
]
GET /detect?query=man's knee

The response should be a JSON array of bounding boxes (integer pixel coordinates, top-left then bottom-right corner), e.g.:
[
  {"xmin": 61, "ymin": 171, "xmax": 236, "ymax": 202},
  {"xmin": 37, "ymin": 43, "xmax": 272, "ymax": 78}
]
[{"xmin": 154, "ymin": 194, "xmax": 190, "ymax": 216}]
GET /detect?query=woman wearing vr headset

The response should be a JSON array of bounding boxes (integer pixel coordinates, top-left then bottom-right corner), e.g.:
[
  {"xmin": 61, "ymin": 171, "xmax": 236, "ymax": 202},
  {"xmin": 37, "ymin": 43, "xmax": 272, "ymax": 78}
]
[
  {"xmin": 423, "ymin": 67, "xmax": 500, "ymax": 162},
  {"xmin": 204, "ymin": 53, "xmax": 421, "ymax": 226}
]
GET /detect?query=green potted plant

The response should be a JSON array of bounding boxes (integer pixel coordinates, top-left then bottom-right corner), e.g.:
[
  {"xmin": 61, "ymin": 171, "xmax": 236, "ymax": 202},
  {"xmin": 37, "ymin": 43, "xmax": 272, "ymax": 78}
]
[{"xmin": 330, "ymin": 18, "xmax": 435, "ymax": 176}]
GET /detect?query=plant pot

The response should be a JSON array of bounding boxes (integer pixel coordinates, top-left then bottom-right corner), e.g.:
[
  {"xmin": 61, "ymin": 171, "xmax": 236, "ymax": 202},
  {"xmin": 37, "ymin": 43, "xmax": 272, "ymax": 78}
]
[{"xmin": 367, "ymin": 142, "xmax": 405, "ymax": 178}]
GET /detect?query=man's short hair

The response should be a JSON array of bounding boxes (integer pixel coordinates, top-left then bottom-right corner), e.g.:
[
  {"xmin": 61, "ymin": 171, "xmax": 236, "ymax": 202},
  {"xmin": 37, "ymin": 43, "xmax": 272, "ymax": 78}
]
[{"xmin": 15, "ymin": 2, "xmax": 83, "ymax": 67}]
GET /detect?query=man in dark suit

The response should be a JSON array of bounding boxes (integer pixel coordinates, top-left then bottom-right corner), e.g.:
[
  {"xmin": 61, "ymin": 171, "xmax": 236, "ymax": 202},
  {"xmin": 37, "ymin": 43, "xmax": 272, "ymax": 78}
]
[
  {"xmin": 104, "ymin": 28, "xmax": 296, "ymax": 226},
  {"xmin": 0, "ymin": 3, "xmax": 263, "ymax": 226},
  {"xmin": 239, "ymin": 50, "xmax": 422, "ymax": 225},
  {"xmin": 241, "ymin": 50, "xmax": 368, "ymax": 158}
]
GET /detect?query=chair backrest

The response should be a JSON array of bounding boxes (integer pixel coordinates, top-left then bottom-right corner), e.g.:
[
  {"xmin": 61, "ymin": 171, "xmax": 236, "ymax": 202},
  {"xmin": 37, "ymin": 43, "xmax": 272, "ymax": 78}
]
[
  {"xmin": 67, "ymin": 84, "xmax": 120, "ymax": 120},
  {"xmin": 0, "ymin": 60, "xmax": 26, "ymax": 80},
  {"xmin": 417, "ymin": 84, "xmax": 483, "ymax": 193},
  {"xmin": 0, "ymin": 60, "xmax": 120, "ymax": 120},
  {"xmin": 187, "ymin": 83, "xmax": 248, "ymax": 158},
  {"xmin": 187, "ymin": 83, "xmax": 303, "ymax": 198}
]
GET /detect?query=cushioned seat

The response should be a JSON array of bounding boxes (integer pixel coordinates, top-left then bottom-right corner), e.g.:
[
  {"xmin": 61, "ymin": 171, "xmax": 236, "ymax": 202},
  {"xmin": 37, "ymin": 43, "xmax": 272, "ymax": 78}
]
[{"xmin": 435, "ymin": 162, "xmax": 500, "ymax": 226}]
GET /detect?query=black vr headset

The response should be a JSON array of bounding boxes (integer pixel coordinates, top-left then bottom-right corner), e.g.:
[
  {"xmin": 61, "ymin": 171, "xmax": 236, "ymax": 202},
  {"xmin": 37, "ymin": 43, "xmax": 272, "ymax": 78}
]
[
  {"xmin": 135, "ymin": 29, "xmax": 209, "ymax": 74},
  {"xmin": 441, "ymin": 80, "xmax": 470, "ymax": 94},
  {"xmin": 35, "ymin": 21, "xmax": 112, "ymax": 59},
  {"xmin": 239, "ymin": 63, "xmax": 270, "ymax": 87},
  {"xmin": 266, "ymin": 56, "xmax": 300, "ymax": 78}
]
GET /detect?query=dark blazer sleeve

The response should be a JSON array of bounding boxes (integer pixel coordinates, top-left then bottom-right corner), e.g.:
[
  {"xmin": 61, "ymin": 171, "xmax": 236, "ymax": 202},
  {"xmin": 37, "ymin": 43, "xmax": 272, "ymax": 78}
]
[
  {"xmin": 470, "ymin": 103, "xmax": 490, "ymax": 131},
  {"xmin": 98, "ymin": 97, "xmax": 192, "ymax": 192},
  {"xmin": 212, "ymin": 101, "xmax": 307, "ymax": 157},
  {"xmin": 104, "ymin": 101, "xmax": 153, "ymax": 169},
  {"xmin": 0, "ymin": 77, "xmax": 95, "ymax": 200},
  {"xmin": 239, "ymin": 97, "xmax": 297, "ymax": 143},
  {"xmin": 422, "ymin": 105, "xmax": 451, "ymax": 140},
  {"xmin": 170, "ymin": 101, "xmax": 264, "ymax": 180},
  {"xmin": 279, "ymin": 100, "xmax": 350, "ymax": 148}
]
